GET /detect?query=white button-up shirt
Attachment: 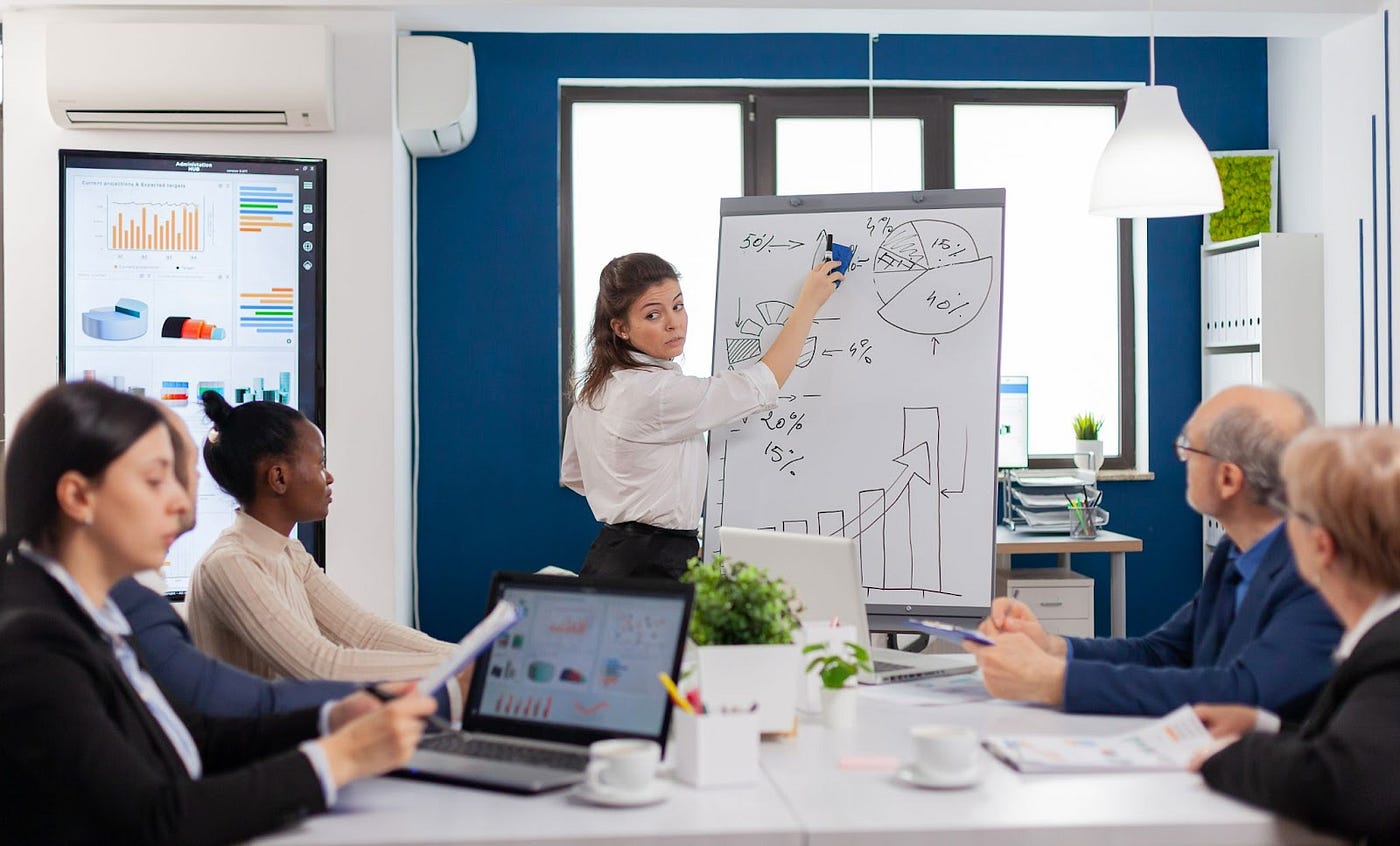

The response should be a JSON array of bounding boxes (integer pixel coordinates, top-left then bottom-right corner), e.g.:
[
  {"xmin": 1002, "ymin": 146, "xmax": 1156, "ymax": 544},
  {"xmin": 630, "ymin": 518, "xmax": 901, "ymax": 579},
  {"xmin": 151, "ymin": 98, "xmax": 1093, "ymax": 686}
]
[{"xmin": 562, "ymin": 355, "xmax": 779, "ymax": 530}]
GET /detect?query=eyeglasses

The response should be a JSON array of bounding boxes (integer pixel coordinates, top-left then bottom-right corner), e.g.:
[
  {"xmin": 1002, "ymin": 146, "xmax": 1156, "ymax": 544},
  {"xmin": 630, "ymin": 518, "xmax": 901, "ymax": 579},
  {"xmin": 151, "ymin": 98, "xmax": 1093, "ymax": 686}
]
[
  {"xmin": 1267, "ymin": 491, "xmax": 1317, "ymax": 525},
  {"xmin": 1174, "ymin": 432, "xmax": 1213, "ymax": 462}
]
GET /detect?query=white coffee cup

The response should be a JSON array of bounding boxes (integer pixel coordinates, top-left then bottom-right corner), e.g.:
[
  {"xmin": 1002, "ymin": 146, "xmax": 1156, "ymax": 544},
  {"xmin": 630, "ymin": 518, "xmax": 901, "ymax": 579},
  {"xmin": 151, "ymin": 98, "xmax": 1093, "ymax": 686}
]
[
  {"xmin": 586, "ymin": 738, "xmax": 661, "ymax": 794},
  {"xmin": 910, "ymin": 724, "xmax": 982, "ymax": 783}
]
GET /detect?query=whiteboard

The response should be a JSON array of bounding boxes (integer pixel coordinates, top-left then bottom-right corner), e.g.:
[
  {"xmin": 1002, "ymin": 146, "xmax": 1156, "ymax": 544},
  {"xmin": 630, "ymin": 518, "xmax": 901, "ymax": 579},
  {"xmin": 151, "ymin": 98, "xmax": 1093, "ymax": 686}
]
[{"xmin": 705, "ymin": 189, "xmax": 1005, "ymax": 620}]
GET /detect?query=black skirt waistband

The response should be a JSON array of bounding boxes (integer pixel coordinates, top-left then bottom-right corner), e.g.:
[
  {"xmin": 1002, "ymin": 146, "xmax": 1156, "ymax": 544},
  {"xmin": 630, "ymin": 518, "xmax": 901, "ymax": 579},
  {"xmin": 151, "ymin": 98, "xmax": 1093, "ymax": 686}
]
[{"xmin": 609, "ymin": 521, "xmax": 699, "ymax": 540}]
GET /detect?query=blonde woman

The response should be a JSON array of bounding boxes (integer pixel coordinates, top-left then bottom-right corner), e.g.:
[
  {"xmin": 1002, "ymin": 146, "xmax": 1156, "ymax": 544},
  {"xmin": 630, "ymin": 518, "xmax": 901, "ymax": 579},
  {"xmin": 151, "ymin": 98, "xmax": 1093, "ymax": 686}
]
[{"xmin": 1192, "ymin": 425, "xmax": 1400, "ymax": 842}]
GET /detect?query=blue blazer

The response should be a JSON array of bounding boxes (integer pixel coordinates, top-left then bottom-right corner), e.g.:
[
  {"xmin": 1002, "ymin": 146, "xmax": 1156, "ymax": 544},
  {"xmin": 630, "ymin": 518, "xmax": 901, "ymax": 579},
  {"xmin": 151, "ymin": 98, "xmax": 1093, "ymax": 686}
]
[
  {"xmin": 1062, "ymin": 527, "xmax": 1341, "ymax": 719},
  {"xmin": 112, "ymin": 579, "xmax": 452, "ymax": 719}
]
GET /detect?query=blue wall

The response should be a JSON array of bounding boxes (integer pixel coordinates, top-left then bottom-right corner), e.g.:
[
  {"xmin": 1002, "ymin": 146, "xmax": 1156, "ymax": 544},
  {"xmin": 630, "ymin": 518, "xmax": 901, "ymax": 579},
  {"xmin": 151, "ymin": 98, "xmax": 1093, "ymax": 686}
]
[{"xmin": 412, "ymin": 32, "xmax": 1269, "ymax": 639}]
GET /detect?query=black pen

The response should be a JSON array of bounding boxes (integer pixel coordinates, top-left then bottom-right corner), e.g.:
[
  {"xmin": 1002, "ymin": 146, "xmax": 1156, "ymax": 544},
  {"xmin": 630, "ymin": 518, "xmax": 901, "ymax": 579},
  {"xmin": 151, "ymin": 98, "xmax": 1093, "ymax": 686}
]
[
  {"xmin": 824, "ymin": 232, "xmax": 834, "ymax": 263},
  {"xmin": 362, "ymin": 683, "xmax": 457, "ymax": 734}
]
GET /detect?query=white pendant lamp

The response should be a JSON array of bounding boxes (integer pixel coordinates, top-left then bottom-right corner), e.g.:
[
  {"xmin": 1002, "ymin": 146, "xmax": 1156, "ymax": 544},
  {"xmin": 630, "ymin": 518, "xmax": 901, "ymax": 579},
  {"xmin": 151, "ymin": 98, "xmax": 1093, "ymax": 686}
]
[{"xmin": 1089, "ymin": 6, "xmax": 1223, "ymax": 218}]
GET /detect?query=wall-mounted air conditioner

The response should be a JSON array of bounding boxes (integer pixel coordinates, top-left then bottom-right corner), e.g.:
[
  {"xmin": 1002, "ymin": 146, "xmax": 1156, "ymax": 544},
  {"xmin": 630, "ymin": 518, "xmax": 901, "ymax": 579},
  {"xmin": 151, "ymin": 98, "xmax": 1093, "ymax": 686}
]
[
  {"xmin": 398, "ymin": 36, "xmax": 477, "ymax": 158},
  {"xmin": 47, "ymin": 22, "xmax": 334, "ymax": 131}
]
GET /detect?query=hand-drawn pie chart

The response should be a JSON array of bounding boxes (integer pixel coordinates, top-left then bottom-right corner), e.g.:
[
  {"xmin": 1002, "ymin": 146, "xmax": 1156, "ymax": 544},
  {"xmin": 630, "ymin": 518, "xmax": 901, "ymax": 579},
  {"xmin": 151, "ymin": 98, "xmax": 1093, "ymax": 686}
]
[
  {"xmin": 873, "ymin": 220, "xmax": 993, "ymax": 336},
  {"xmin": 725, "ymin": 300, "xmax": 817, "ymax": 369}
]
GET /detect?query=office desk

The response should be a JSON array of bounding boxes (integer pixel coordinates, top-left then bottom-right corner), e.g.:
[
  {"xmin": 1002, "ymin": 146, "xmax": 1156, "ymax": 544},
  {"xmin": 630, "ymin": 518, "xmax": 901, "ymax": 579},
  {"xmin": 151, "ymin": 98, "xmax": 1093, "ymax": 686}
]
[
  {"xmin": 760, "ymin": 697, "xmax": 1337, "ymax": 846},
  {"xmin": 253, "ymin": 769, "xmax": 801, "ymax": 846},
  {"xmin": 996, "ymin": 526, "xmax": 1144, "ymax": 637},
  {"xmin": 253, "ymin": 689, "xmax": 1340, "ymax": 846}
]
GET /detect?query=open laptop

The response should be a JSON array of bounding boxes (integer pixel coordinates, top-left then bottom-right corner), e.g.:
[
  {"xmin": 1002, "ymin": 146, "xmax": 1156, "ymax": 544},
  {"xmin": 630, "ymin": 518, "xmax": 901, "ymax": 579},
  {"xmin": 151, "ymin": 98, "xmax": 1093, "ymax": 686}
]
[
  {"xmin": 717, "ymin": 526, "xmax": 976, "ymax": 685},
  {"xmin": 396, "ymin": 572, "xmax": 694, "ymax": 794}
]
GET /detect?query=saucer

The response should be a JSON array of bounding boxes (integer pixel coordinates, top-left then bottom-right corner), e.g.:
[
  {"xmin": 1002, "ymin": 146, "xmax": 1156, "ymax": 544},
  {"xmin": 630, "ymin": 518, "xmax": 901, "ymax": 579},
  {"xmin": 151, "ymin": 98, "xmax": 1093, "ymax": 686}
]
[
  {"xmin": 570, "ymin": 778, "xmax": 673, "ymax": 808},
  {"xmin": 895, "ymin": 762, "xmax": 983, "ymax": 790}
]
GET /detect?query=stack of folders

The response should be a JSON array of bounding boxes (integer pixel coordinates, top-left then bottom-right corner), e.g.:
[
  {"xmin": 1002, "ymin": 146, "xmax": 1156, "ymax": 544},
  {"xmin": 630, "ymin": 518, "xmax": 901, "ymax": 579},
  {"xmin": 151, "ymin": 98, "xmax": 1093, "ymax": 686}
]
[
  {"xmin": 1001, "ymin": 469, "xmax": 1108, "ymax": 534},
  {"xmin": 1202, "ymin": 246, "xmax": 1262, "ymax": 347}
]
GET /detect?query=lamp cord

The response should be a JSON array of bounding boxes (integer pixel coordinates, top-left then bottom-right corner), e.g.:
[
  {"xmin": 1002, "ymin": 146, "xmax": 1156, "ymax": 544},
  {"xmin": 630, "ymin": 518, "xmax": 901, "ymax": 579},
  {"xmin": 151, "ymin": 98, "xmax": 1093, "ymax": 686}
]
[
  {"xmin": 1148, "ymin": 0, "xmax": 1156, "ymax": 85},
  {"xmin": 868, "ymin": 33, "xmax": 877, "ymax": 192}
]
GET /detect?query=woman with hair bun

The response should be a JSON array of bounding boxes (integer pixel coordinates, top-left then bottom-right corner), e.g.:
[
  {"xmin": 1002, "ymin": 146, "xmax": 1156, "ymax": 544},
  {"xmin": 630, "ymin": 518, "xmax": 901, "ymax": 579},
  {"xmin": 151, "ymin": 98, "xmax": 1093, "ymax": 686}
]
[
  {"xmin": 187, "ymin": 392, "xmax": 469, "ymax": 717},
  {"xmin": 562, "ymin": 252, "xmax": 841, "ymax": 580},
  {"xmin": 0, "ymin": 382, "xmax": 435, "ymax": 845}
]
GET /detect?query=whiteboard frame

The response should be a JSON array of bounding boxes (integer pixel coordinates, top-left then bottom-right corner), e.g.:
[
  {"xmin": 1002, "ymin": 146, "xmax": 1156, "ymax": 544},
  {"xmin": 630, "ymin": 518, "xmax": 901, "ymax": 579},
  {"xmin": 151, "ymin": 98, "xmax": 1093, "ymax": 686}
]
[{"xmin": 706, "ymin": 188, "xmax": 1004, "ymax": 632}]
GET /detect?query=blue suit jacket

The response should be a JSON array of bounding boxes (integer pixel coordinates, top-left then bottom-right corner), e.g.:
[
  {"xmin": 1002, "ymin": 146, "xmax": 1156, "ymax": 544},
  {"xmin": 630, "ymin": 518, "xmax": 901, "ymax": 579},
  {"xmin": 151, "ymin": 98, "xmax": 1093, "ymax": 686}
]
[
  {"xmin": 112, "ymin": 578, "xmax": 452, "ymax": 719},
  {"xmin": 1062, "ymin": 527, "xmax": 1341, "ymax": 719}
]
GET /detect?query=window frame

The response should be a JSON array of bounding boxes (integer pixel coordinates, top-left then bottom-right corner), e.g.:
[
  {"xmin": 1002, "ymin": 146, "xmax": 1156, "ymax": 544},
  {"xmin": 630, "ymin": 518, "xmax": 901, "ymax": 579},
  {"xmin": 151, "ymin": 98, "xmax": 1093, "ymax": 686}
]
[{"xmin": 560, "ymin": 85, "xmax": 1134, "ymax": 470}]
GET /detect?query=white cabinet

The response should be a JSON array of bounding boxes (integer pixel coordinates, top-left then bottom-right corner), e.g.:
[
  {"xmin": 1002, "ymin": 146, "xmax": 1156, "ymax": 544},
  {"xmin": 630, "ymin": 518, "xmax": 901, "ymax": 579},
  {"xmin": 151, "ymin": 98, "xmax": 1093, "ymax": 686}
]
[
  {"xmin": 995, "ymin": 567, "xmax": 1094, "ymax": 638},
  {"xmin": 1199, "ymin": 233, "xmax": 1323, "ymax": 558}
]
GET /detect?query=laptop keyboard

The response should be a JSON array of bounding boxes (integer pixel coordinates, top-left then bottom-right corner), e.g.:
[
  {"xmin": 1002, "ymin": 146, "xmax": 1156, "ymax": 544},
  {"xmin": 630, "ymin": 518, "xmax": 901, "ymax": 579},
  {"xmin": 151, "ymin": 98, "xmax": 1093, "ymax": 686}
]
[{"xmin": 420, "ymin": 734, "xmax": 590, "ymax": 772}]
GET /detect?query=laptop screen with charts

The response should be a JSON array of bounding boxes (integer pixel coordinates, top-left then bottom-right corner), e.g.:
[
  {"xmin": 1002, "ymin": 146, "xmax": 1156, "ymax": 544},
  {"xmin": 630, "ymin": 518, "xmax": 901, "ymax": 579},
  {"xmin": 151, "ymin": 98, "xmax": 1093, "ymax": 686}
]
[
  {"xmin": 397, "ymin": 573, "xmax": 694, "ymax": 794},
  {"xmin": 716, "ymin": 526, "xmax": 975, "ymax": 685}
]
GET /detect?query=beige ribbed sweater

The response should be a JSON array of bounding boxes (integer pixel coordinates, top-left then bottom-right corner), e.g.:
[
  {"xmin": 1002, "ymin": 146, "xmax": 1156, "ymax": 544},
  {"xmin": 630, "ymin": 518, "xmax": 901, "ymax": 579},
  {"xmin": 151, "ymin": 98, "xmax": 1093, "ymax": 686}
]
[{"xmin": 188, "ymin": 511, "xmax": 452, "ymax": 683}]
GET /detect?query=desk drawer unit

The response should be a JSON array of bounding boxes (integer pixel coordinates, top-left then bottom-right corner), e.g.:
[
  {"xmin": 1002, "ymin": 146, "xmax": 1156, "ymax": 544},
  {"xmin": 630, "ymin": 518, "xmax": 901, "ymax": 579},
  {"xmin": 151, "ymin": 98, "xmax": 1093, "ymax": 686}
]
[{"xmin": 996, "ymin": 568, "xmax": 1094, "ymax": 637}]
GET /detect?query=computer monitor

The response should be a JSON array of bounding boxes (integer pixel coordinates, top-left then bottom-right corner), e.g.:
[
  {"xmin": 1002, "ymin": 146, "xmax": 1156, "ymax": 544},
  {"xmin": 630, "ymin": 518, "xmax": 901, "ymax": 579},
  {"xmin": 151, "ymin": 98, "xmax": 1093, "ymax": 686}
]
[
  {"xmin": 59, "ymin": 149, "xmax": 327, "ymax": 595},
  {"xmin": 997, "ymin": 376, "xmax": 1030, "ymax": 470}
]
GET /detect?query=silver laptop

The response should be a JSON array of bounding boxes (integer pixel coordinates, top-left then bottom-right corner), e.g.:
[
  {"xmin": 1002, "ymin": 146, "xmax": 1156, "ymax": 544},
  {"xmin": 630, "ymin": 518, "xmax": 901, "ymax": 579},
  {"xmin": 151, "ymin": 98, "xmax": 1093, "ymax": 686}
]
[
  {"xmin": 397, "ymin": 572, "xmax": 693, "ymax": 794},
  {"xmin": 716, "ymin": 526, "xmax": 975, "ymax": 685}
]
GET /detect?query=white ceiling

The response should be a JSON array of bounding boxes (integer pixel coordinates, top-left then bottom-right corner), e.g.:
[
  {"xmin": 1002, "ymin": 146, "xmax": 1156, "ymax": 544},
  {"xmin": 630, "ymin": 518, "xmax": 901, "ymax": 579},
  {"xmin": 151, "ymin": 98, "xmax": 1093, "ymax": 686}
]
[{"xmin": 4, "ymin": 0, "xmax": 1379, "ymax": 36}]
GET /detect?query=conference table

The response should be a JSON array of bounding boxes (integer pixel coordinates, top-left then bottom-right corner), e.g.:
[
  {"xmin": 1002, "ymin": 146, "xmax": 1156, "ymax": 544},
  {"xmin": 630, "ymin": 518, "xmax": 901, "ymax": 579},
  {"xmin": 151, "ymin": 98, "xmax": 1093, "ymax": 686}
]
[{"xmin": 252, "ymin": 669, "xmax": 1341, "ymax": 846}]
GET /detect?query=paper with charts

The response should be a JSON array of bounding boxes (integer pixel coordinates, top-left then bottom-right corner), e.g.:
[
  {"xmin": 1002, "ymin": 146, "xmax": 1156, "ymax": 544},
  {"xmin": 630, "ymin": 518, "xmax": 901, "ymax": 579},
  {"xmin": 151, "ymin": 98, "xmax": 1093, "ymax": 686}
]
[
  {"xmin": 982, "ymin": 705, "xmax": 1214, "ymax": 773},
  {"xmin": 706, "ymin": 190, "xmax": 1005, "ymax": 611}
]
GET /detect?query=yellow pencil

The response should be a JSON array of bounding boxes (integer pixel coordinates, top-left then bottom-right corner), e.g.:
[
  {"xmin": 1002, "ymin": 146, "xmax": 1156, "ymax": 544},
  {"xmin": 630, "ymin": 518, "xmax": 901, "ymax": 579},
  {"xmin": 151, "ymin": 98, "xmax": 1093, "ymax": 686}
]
[{"xmin": 658, "ymin": 671, "xmax": 695, "ymax": 714}]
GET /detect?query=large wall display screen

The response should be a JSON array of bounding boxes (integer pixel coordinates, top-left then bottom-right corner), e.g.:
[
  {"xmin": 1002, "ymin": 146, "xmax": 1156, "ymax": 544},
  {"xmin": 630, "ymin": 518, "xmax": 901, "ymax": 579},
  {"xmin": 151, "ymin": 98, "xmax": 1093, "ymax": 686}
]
[{"xmin": 60, "ymin": 150, "xmax": 326, "ymax": 595}]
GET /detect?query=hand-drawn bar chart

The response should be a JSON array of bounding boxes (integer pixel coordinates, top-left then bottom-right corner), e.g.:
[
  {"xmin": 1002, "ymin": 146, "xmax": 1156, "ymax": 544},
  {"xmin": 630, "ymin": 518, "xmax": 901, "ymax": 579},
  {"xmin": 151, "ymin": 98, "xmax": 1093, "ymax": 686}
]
[
  {"xmin": 109, "ymin": 202, "xmax": 202, "ymax": 251},
  {"xmin": 239, "ymin": 287, "xmax": 295, "ymax": 334},
  {"xmin": 238, "ymin": 185, "xmax": 296, "ymax": 233}
]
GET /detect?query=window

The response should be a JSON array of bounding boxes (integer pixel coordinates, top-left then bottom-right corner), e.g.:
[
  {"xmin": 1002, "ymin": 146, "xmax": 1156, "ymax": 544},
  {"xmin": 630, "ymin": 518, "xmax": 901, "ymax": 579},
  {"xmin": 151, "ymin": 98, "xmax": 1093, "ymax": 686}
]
[{"xmin": 561, "ymin": 87, "xmax": 1133, "ymax": 469}]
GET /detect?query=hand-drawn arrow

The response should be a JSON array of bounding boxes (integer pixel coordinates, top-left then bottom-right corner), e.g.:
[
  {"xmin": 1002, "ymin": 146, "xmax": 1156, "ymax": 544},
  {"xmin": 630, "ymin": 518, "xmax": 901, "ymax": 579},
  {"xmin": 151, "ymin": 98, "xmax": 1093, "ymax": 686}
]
[
  {"xmin": 771, "ymin": 239, "xmax": 805, "ymax": 250},
  {"xmin": 940, "ymin": 428, "xmax": 969, "ymax": 498},
  {"xmin": 779, "ymin": 395, "xmax": 797, "ymax": 402},
  {"xmin": 735, "ymin": 297, "xmax": 744, "ymax": 329},
  {"xmin": 929, "ymin": 336, "xmax": 941, "ymax": 356},
  {"xmin": 828, "ymin": 442, "xmax": 933, "ymax": 539}
]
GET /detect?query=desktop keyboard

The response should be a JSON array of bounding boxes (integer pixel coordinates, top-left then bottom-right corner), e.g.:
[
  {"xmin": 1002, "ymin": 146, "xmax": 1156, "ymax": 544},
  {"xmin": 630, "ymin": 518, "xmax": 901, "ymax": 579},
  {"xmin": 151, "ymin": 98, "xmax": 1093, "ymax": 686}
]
[{"xmin": 420, "ymin": 734, "xmax": 590, "ymax": 772}]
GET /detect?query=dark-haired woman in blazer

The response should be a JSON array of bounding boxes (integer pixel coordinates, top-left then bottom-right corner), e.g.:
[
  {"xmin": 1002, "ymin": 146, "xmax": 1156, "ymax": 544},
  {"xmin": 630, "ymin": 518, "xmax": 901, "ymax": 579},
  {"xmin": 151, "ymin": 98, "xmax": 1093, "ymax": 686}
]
[{"xmin": 0, "ymin": 382, "xmax": 435, "ymax": 845}]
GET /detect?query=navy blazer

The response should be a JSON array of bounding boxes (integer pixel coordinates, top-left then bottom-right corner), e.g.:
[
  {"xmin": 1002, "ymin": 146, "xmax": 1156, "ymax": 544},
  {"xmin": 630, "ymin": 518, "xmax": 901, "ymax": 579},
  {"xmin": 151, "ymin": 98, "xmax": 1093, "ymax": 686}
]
[
  {"xmin": 111, "ymin": 578, "xmax": 453, "ymax": 719},
  {"xmin": 1062, "ymin": 527, "xmax": 1341, "ymax": 719}
]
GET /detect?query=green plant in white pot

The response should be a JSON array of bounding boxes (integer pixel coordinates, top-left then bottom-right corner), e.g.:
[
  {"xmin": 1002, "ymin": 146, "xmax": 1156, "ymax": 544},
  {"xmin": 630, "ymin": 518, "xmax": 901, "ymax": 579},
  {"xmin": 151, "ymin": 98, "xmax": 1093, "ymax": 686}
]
[
  {"xmin": 803, "ymin": 640, "xmax": 872, "ymax": 730},
  {"xmin": 683, "ymin": 555, "xmax": 802, "ymax": 733},
  {"xmin": 1072, "ymin": 412, "xmax": 1104, "ymax": 472}
]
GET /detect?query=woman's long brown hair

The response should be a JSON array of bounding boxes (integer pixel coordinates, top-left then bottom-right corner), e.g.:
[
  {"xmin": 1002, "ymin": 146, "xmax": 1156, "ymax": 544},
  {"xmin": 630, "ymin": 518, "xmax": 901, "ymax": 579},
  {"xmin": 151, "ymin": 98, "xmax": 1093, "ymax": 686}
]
[{"xmin": 576, "ymin": 253, "xmax": 679, "ymax": 408}]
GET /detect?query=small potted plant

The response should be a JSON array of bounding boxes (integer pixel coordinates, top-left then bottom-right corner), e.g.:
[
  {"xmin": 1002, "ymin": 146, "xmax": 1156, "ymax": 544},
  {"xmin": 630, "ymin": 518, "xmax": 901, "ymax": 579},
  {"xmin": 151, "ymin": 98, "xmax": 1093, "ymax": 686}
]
[
  {"xmin": 1072, "ymin": 412, "xmax": 1104, "ymax": 472},
  {"xmin": 803, "ymin": 640, "xmax": 872, "ymax": 729},
  {"xmin": 683, "ymin": 555, "xmax": 802, "ymax": 733}
]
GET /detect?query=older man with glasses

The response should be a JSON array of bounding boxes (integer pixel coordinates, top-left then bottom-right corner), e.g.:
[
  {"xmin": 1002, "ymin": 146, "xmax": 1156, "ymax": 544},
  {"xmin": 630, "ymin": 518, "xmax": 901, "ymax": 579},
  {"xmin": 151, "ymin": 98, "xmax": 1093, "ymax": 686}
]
[{"xmin": 965, "ymin": 385, "xmax": 1342, "ymax": 719}]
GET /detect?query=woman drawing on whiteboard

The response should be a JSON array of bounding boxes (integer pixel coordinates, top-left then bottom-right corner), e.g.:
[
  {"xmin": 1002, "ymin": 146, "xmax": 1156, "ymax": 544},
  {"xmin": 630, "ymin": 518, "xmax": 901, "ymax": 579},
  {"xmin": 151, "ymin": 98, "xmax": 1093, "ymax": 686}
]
[{"xmin": 562, "ymin": 252, "xmax": 842, "ymax": 579}]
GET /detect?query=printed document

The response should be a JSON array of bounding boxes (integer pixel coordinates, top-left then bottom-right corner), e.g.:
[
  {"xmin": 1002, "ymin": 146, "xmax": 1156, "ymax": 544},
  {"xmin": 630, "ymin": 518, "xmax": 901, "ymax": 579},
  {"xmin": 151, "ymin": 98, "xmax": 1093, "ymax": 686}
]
[{"xmin": 982, "ymin": 705, "xmax": 1213, "ymax": 773}]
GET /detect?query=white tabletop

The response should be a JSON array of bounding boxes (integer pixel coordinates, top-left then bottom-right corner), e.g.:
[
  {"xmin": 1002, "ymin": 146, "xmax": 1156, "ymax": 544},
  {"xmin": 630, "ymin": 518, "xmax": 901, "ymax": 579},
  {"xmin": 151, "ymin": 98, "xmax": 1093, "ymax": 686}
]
[
  {"xmin": 252, "ymin": 681, "xmax": 1342, "ymax": 846},
  {"xmin": 761, "ymin": 695, "xmax": 1340, "ymax": 846},
  {"xmin": 254, "ymin": 772, "xmax": 801, "ymax": 846}
]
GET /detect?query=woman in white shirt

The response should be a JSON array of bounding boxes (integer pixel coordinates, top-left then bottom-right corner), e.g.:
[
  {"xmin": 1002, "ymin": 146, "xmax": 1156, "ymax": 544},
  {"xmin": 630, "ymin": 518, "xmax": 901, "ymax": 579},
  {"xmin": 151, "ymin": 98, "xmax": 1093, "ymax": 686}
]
[{"xmin": 562, "ymin": 252, "xmax": 841, "ymax": 579}]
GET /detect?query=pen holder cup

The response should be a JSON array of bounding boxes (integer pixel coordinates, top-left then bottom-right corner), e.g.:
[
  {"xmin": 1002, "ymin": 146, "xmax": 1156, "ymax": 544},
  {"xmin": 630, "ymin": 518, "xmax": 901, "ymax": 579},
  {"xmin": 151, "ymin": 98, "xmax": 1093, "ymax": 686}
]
[
  {"xmin": 1069, "ymin": 512, "xmax": 1098, "ymax": 539},
  {"xmin": 669, "ymin": 707, "xmax": 760, "ymax": 788}
]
